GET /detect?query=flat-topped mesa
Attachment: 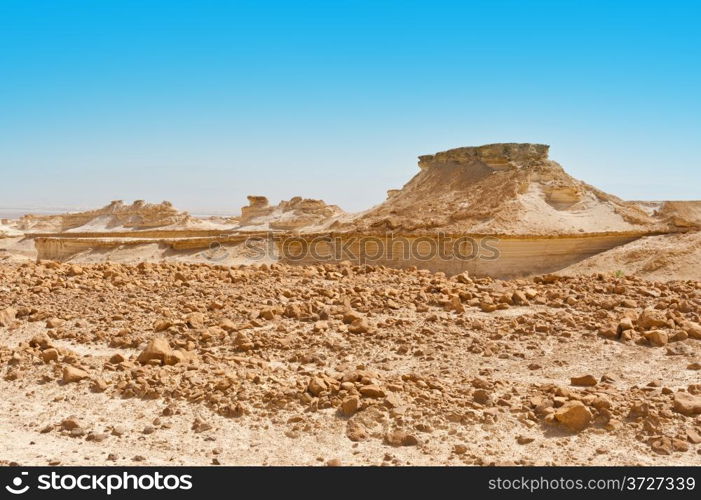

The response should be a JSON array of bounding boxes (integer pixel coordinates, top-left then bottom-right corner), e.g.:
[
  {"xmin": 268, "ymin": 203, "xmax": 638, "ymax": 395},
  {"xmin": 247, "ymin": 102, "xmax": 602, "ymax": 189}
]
[
  {"xmin": 336, "ymin": 142, "xmax": 665, "ymax": 235},
  {"xmin": 418, "ymin": 143, "xmax": 550, "ymax": 171}
]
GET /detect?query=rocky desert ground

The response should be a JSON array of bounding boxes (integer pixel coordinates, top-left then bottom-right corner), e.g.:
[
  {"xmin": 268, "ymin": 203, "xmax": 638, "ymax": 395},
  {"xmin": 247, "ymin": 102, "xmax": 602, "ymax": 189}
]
[{"xmin": 1, "ymin": 143, "xmax": 700, "ymax": 466}]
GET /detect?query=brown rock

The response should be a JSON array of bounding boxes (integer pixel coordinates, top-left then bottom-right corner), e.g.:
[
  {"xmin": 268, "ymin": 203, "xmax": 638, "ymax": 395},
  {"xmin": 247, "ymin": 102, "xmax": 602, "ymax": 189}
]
[
  {"xmin": 480, "ymin": 302, "xmax": 498, "ymax": 313},
  {"xmin": 60, "ymin": 417, "xmax": 81, "ymax": 430},
  {"xmin": 111, "ymin": 425, "xmax": 127, "ymax": 436},
  {"xmin": 346, "ymin": 421, "xmax": 368, "ymax": 442},
  {"xmin": 153, "ymin": 319, "xmax": 172, "ymax": 332},
  {"xmin": 68, "ymin": 265, "xmax": 83, "ymax": 276},
  {"xmin": 570, "ymin": 374, "xmax": 597, "ymax": 387},
  {"xmin": 683, "ymin": 321, "xmax": 701, "ymax": 340},
  {"xmin": 687, "ymin": 429, "xmax": 701, "ymax": 444},
  {"xmin": 234, "ymin": 332, "xmax": 254, "ymax": 351},
  {"xmin": 673, "ymin": 392, "xmax": 701, "ymax": 416},
  {"xmin": 185, "ymin": 312, "xmax": 205, "ymax": 329},
  {"xmin": 554, "ymin": 401, "xmax": 592, "ymax": 432},
  {"xmin": 645, "ymin": 330, "xmax": 668, "ymax": 347},
  {"xmin": 91, "ymin": 378, "xmax": 108, "ymax": 392},
  {"xmin": 473, "ymin": 389, "xmax": 491, "ymax": 405},
  {"xmin": 651, "ymin": 437, "xmax": 672, "ymax": 455},
  {"xmin": 137, "ymin": 338, "xmax": 176, "ymax": 365},
  {"xmin": 219, "ymin": 319, "xmax": 237, "ymax": 332},
  {"xmin": 109, "ymin": 353, "xmax": 126, "ymax": 364},
  {"xmin": 342, "ymin": 310, "xmax": 364, "ymax": 324},
  {"xmin": 307, "ymin": 377, "xmax": 328, "ymax": 396},
  {"xmin": 41, "ymin": 348, "xmax": 59, "ymax": 363},
  {"xmin": 672, "ymin": 438, "xmax": 689, "ymax": 452},
  {"xmin": 455, "ymin": 272, "xmax": 471, "ymax": 284},
  {"xmin": 638, "ymin": 307, "xmax": 667, "ymax": 329},
  {"xmin": 517, "ymin": 435, "xmax": 535, "ymax": 445},
  {"xmin": 512, "ymin": 290, "xmax": 528, "ymax": 305},
  {"xmin": 617, "ymin": 317, "xmax": 634, "ymax": 333},
  {"xmin": 340, "ymin": 396, "xmax": 360, "ymax": 417},
  {"xmin": 46, "ymin": 317, "xmax": 64, "ymax": 329},
  {"xmin": 192, "ymin": 417, "xmax": 212, "ymax": 433},
  {"xmin": 359, "ymin": 385, "xmax": 385, "ymax": 398},
  {"xmin": 453, "ymin": 444, "xmax": 468, "ymax": 454},
  {"xmin": 385, "ymin": 430, "xmax": 419, "ymax": 446},
  {"xmin": 29, "ymin": 333, "xmax": 52, "ymax": 349},
  {"xmin": 0, "ymin": 307, "xmax": 17, "ymax": 327},
  {"xmin": 62, "ymin": 366, "xmax": 88, "ymax": 383},
  {"xmin": 348, "ymin": 318, "xmax": 371, "ymax": 334}
]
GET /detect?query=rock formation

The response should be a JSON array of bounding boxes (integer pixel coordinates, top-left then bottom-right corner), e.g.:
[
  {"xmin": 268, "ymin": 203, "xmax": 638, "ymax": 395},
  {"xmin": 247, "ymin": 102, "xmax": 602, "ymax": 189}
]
[
  {"xmin": 338, "ymin": 143, "xmax": 659, "ymax": 235},
  {"xmin": 15, "ymin": 200, "xmax": 193, "ymax": 232},
  {"xmin": 238, "ymin": 195, "xmax": 343, "ymax": 230}
]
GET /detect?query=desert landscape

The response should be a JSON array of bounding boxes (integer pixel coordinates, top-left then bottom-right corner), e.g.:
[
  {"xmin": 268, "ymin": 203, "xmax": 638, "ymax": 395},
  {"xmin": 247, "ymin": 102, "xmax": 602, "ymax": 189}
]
[{"xmin": 1, "ymin": 143, "xmax": 700, "ymax": 466}]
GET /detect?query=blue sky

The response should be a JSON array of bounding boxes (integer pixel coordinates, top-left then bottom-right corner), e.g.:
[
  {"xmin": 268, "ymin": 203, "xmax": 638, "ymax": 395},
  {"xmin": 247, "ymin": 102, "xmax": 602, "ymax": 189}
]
[{"xmin": 1, "ymin": 0, "xmax": 699, "ymax": 213}]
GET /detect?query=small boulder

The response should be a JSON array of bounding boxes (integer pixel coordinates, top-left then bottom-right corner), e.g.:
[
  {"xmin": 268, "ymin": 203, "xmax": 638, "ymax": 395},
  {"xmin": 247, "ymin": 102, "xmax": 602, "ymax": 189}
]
[
  {"xmin": 638, "ymin": 307, "xmax": 667, "ymax": 330},
  {"xmin": 137, "ymin": 338, "xmax": 178, "ymax": 365},
  {"xmin": 340, "ymin": 396, "xmax": 360, "ymax": 417},
  {"xmin": 645, "ymin": 330, "xmax": 668, "ymax": 347},
  {"xmin": 0, "ymin": 307, "xmax": 17, "ymax": 327},
  {"xmin": 41, "ymin": 348, "xmax": 59, "ymax": 363},
  {"xmin": 554, "ymin": 401, "xmax": 592, "ymax": 432},
  {"xmin": 62, "ymin": 366, "xmax": 88, "ymax": 384},
  {"xmin": 570, "ymin": 374, "xmax": 597, "ymax": 387},
  {"xmin": 385, "ymin": 430, "xmax": 419, "ymax": 447},
  {"xmin": 673, "ymin": 392, "xmax": 701, "ymax": 416}
]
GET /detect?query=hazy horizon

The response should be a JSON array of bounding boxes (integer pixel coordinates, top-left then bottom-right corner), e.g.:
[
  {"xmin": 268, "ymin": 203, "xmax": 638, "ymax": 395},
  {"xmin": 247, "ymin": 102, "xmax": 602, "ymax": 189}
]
[{"xmin": 1, "ymin": 1, "xmax": 699, "ymax": 213}]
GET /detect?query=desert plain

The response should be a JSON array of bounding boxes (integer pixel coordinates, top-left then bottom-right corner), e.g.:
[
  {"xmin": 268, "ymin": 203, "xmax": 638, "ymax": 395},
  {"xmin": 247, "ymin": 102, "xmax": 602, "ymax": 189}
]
[{"xmin": 1, "ymin": 143, "xmax": 700, "ymax": 466}]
